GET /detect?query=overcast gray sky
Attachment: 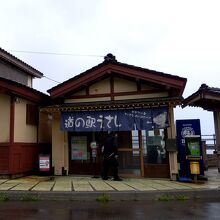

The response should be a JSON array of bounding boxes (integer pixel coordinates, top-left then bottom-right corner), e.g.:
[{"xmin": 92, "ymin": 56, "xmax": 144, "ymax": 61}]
[{"xmin": 1, "ymin": 0, "xmax": 220, "ymax": 135}]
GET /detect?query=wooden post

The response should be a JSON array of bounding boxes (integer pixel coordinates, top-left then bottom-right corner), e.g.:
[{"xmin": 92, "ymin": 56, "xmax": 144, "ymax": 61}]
[
  {"xmin": 213, "ymin": 111, "xmax": 220, "ymax": 172},
  {"xmin": 167, "ymin": 106, "xmax": 178, "ymax": 180},
  {"xmin": 138, "ymin": 130, "xmax": 144, "ymax": 177}
]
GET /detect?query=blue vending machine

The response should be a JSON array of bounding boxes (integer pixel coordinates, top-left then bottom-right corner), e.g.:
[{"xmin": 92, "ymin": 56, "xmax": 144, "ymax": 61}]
[{"xmin": 176, "ymin": 119, "xmax": 205, "ymax": 181}]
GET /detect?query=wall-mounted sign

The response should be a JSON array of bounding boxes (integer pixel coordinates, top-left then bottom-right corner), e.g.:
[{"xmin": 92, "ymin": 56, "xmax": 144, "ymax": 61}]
[
  {"xmin": 185, "ymin": 136, "xmax": 201, "ymax": 157},
  {"xmin": 61, "ymin": 107, "xmax": 168, "ymax": 132},
  {"xmin": 39, "ymin": 155, "xmax": 50, "ymax": 172},
  {"xmin": 71, "ymin": 136, "xmax": 87, "ymax": 160}
]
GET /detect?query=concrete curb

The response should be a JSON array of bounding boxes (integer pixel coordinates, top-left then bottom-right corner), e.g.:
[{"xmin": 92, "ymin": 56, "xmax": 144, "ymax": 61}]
[{"xmin": 0, "ymin": 188, "xmax": 220, "ymax": 201}]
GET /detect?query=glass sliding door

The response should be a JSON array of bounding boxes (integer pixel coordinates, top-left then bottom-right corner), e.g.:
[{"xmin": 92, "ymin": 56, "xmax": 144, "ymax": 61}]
[
  {"xmin": 143, "ymin": 129, "xmax": 170, "ymax": 178},
  {"xmin": 118, "ymin": 131, "xmax": 141, "ymax": 177}
]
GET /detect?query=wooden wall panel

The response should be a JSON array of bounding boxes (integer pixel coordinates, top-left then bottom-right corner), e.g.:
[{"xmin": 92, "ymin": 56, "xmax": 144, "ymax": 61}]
[
  {"xmin": 144, "ymin": 164, "xmax": 170, "ymax": 178},
  {"xmin": 9, "ymin": 143, "xmax": 39, "ymax": 174},
  {"xmin": 0, "ymin": 145, "xmax": 9, "ymax": 173}
]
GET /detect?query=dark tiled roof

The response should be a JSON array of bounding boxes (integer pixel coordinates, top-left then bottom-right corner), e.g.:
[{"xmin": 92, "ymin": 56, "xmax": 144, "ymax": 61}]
[
  {"xmin": 48, "ymin": 54, "xmax": 187, "ymax": 93},
  {"xmin": 0, "ymin": 76, "xmax": 50, "ymax": 104},
  {"xmin": 183, "ymin": 84, "xmax": 220, "ymax": 110},
  {"xmin": 198, "ymin": 83, "xmax": 220, "ymax": 94},
  {"xmin": 0, "ymin": 47, "xmax": 43, "ymax": 78}
]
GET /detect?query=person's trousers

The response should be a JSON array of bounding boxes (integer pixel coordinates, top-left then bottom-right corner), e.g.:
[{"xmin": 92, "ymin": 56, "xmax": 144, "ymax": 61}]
[{"xmin": 102, "ymin": 157, "xmax": 119, "ymax": 179}]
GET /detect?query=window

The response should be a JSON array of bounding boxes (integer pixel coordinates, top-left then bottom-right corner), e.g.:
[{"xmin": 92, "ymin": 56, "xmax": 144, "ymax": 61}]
[
  {"xmin": 26, "ymin": 104, "xmax": 39, "ymax": 125},
  {"xmin": 144, "ymin": 129, "xmax": 167, "ymax": 164}
]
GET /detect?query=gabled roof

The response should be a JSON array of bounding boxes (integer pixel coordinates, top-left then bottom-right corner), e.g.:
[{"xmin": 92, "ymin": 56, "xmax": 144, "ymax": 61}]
[
  {"xmin": 48, "ymin": 53, "xmax": 187, "ymax": 98},
  {"xmin": 183, "ymin": 84, "xmax": 220, "ymax": 111},
  {"xmin": 0, "ymin": 77, "xmax": 50, "ymax": 104},
  {"xmin": 0, "ymin": 47, "xmax": 43, "ymax": 78}
]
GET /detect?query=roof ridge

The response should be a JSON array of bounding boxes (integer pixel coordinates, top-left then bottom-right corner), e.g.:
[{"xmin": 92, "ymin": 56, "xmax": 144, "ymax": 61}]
[
  {"xmin": 199, "ymin": 83, "xmax": 220, "ymax": 92},
  {"xmin": 0, "ymin": 47, "xmax": 43, "ymax": 78}
]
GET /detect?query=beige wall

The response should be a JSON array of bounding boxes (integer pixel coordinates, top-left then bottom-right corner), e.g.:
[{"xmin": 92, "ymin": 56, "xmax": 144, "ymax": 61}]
[
  {"xmin": 52, "ymin": 113, "xmax": 68, "ymax": 175},
  {"xmin": 14, "ymin": 98, "xmax": 37, "ymax": 143},
  {"xmin": 65, "ymin": 97, "xmax": 111, "ymax": 103},
  {"xmin": 114, "ymin": 77, "xmax": 137, "ymax": 92},
  {"xmin": 65, "ymin": 93, "xmax": 168, "ymax": 103},
  {"xmin": 115, "ymin": 92, "xmax": 169, "ymax": 101},
  {"xmin": 89, "ymin": 78, "xmax": 110, "ymax": 94},
  {"xmin": 74, "ymin": 89, "xmax": 86, "ymax": 96},
  {"xmin": 0, "ymin": 93, "xmax": 10, "ymax": 142},
  {"xmin": 141, "ymin": 83, "xmax": 155, "ymax": 90},
  {"xmin": 65, "ymin": 76, "xmax": 169, "ymax": 104},
  {"xmin": 38, "ymin": 112, "xmax": 52, "ymax": 143}
]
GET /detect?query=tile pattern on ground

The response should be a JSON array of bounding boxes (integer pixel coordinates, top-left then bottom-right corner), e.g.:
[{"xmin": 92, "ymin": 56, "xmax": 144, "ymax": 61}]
[
  {"xmin": 72, "ymin": 180, "xmax": 93, "ymax": 191},
  {"xmin": 32, "ymin": 181, "xmax": 55, "ymax": 191},
  {"xmin": 89, "ymin": 180, "xmax": 114, "ymax": 191},
  {"xmin": 0, "ymin": 179, "xmax": 8, "ymax": 184},
  {"xmin": 106, "ymin": 180, "xmax": 135, "ymax": 191},
  {"xmin": 124, "ymin": 181, "xmax": 156, "ymax": 191},
  {"xmin": 0, "ymin": 169, "xmax": 219, "ymax": 192},
  {"xmin": 10, "ymin": 182, "xmax": 39, "ymax": 191},
  {"xmin": 53, "ymin": 181, "xmax": 72, "ymax": 191},
  {"xmin": 0, "ymin": 183, "xmax": 20, "ymax": 190}
]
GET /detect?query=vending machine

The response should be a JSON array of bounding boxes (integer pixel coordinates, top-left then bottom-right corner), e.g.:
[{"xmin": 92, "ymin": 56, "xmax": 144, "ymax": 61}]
[
  {"xmin": 185, "ymin": 135, "xmax": 202, "ymax": 181},
  {"xmin": 176, "ymin": 119, "xmax": 205, "ymax": 181}
]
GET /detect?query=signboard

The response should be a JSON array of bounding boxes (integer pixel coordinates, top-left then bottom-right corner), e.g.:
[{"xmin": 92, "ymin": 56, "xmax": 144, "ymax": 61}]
[
  {"xmin": 90, "ymin": 141, "xmax": 97, "ymax": 149},
  {"xmin": 39, "ymin": 155, "xmax": 50, "ymax": 172},
  {"xmin": 92, "ymin": 149, "xmax": 97, "ymax": 158},
  {"xmin": 176, "ymin": 119, "xmax": 204, "ymax": 177},
  {"xmin": 71, "ymin": 136, "xmax": 87, "ymax": 160},
  {"xmin": 185, "ymin": 136, "xmax": 201, "ymax": 157},
  {"xmin": 61, "ymin": 107, "xmax": 168, "ymax": 132}
]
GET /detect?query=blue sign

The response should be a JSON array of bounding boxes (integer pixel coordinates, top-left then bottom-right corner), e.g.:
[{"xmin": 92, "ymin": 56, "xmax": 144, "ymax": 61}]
[
  {"xmin": 176, "ymin": 119, "xmax": 204, "ymax": 177},
  {"xmin": 61, "ymin": 107, "xmax": 168, "ymax": 132}
]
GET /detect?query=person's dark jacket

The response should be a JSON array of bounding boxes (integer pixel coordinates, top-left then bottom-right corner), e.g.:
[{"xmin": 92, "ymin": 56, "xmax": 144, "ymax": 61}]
[{"xmin": 103, "ymin": 135, "xmax": 118, "ymax": 159}]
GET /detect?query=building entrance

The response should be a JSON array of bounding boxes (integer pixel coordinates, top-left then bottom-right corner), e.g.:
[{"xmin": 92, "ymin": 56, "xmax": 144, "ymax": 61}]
[
  {"xmin": 68, "ymin": 131, "xmax": 142, "ymax": 177},
  {"xmin": 118, "ymin": 131, "xmax": 141, "ymax": 177}
]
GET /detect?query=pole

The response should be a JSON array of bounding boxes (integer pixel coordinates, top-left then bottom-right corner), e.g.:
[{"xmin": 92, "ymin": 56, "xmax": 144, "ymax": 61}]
[{"xmin": 138, "ymin": 130, "xmax": 144, "ymax": 177}]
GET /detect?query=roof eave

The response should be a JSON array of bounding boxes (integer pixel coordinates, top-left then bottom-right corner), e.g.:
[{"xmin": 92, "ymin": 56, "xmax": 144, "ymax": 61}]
[
  {"xmin": 0, "ymin": 48, "xmax": 43, "ymax": 78},
  {"xmin": 48, "ymin": 61, "xmax": 187, "ymax": 98},
  {"xmin": 41, "ymin": 96, "xmax": 183, "ymax": 112},
  {"xmin": 0, "ymin": 77, "xmax": 49, "ymax": 104}
]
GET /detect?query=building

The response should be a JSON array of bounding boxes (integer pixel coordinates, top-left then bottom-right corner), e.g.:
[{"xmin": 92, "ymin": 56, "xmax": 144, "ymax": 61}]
[
  {"xmin": 45, "ymin": 54, "xmax": 187, "ymax": 180},
  {"xmin": 0, "ymin": 48, "xmax": 51, "ymax": 177},
  {"xmin": 183, "ymin": 84, "xmax": 220, "ymax": 172}
]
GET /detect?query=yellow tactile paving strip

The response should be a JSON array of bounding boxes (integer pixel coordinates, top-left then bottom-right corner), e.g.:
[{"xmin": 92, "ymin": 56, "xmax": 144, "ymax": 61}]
[{"xmin": 0, "ymin": 169, "xmax": 219, "ymax": 192}]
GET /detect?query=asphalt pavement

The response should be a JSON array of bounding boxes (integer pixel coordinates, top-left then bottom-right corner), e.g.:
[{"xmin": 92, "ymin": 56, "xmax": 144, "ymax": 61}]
[{"xmin": 1, "ymin": 199, "xmax": 220, "ymax": 220}]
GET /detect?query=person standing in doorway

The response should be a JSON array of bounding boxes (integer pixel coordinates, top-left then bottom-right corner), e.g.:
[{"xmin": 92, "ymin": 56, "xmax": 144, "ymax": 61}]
[{"xmin": 102, "ymin": 132, "xmax": 122, "ymax": 181}]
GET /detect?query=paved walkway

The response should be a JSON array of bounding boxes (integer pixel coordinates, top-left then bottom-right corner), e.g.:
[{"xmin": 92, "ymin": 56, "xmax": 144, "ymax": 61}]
[
  {"xmin": 0, "ymin": 168, "xmax": 219, "ymax": 201},
  {"xmin": 0, "ymin": 169, "xmax": 219, "ymax": 193}
]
